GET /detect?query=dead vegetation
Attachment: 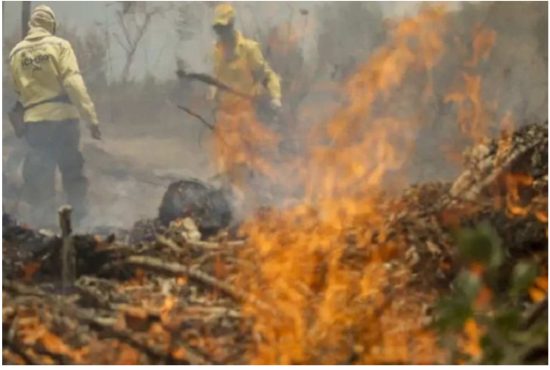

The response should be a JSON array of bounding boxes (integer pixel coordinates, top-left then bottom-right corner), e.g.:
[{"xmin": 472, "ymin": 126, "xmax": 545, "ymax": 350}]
[
  {"xmin": 2, "ymin": 2, "xmax": 547, "ymax": 365},
  {"xmin": 3, "ymin": 122, "xmax": 546, "ymax": 364}
]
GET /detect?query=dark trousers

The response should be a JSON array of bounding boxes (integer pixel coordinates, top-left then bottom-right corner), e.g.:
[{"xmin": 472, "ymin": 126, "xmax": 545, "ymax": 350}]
[{"xmin": 22, "ymin": 120, "xmax": 88, "ymax": 226}]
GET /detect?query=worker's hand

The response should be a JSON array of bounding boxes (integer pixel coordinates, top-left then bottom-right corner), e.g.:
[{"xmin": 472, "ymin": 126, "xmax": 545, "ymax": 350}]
[
  {"xmin": 270, "ymin": 98, "xmax": 282, "ymax": 112},
  {"xmin": 89, "ymin": 123, "xmax": 102, "ymax": 140},
  {"xmin": 176, "ymin": 69, "xmax": 186, "ymax": 79}
]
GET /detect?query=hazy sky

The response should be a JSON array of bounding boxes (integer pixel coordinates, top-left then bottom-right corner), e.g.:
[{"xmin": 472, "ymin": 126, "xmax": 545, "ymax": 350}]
[
  {"xmin": 2, "ymin": 1, "xmax": 431, "ymax": 33},
  {"xmin": 3, "ymin": 1, "xmax": 456, "ymax": 81}
]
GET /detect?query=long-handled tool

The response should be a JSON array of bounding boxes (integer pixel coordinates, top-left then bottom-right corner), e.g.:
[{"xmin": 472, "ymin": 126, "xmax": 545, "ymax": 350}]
[
  {"xmin": 176, "ymin": 65, "xmax": 276, "ymax": 119},
  {"xmin": 175, "ymin": 103, "xmax": 232, "ymax": 150},
  {"xmin": 176, "ymin": 67, "xmax": 254, "ymax": 101},
  {"xmin": 174, "ymin": 63, "xmax": 277, "ymax": 146},
  {"xmin": 176, "ymin": 62, "xmax": 276, "ymax": 111},
  {"xmin": 176, "ymin": 104, "xmax": 215, "ymax": 132}
]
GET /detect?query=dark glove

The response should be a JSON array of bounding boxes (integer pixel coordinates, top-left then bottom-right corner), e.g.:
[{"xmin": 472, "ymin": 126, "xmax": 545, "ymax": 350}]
[
  {"xmin": 176, "ymin": 69, "xmax": 186, "ymax": 79},
  {"xmin": 89, "ymin": 123, "xmax": 102, "ymax": 140}
]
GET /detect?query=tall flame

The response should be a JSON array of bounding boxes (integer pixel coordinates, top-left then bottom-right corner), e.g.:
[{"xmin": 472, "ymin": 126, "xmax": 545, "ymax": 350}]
[
  {"xmin": 231, "ymin": 6, "xmax": 449, "ymax": 364},
  {"xmin": 445, "ymin": 24, "xmax": 497, "ymax": 144}
]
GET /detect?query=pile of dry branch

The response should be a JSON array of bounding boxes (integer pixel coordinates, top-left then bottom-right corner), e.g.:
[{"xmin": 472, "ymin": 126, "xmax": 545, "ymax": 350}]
[
  {"xmin": 395, "ymin": 122, "xmax": 547, "ymax": 292},
  {"xmin": 3, "ymin": 215, "xmax": 249, "ymax": 364},
  {"xmin": 2, "ymin": 123, "xmax": 547, "ymax": 364}
]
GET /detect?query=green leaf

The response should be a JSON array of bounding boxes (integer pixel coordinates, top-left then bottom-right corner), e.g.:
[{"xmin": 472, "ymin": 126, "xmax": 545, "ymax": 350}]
[
  {"xmin": 434, "ymin": 296, "xmax": 473, "ymax": 331},
  {"xmin": 456, "ymin": 223, "xmax": 503, "ymax": 269},
  {"xmin": 455, "ymin": 270, "xmax": 482, "ymax": 302},
  {"xmin": 494, "ymin": 308, "xmax": 521, "ymax": 335},
  {"xmin": 480, "ymin": 335, "xmax": 504, "ymax": 364},
  {"xmin": 511, "ymin": 261, "xmax": 539, "ymax": 298}
]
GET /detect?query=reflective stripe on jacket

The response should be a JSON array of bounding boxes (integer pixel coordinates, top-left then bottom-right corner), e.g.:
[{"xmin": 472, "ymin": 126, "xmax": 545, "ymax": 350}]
[{"xmin": 9, "ymin": 27, "xmax": 99, "ymax": 125}]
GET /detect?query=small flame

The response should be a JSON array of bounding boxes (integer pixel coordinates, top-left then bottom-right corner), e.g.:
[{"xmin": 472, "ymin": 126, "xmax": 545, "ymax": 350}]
[
  {"xmin": 467, "ymin": 24, "xmax": 496, "ymax": 67},
  {"xmin": 461, "ymin": 318, "xmax": 483, "ymax": 360},
  {"xmin": 445, "ymin": 73, "xmax": 490, "ymax": 143},
  {"xmin": 504, "ymin": 173, "xmax": 534, "ymax": 218},
  {"xmin": 529, "ymin": 272, "xmax": 548, "ymax": 303},
  {"xmin": 445, "ymin": 24, "xmax": 497, "ymax": 144}
]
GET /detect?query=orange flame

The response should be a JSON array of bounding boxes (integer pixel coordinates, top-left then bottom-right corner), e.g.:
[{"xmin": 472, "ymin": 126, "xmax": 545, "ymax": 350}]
[
  {"xmin": 213, "ymin": 100, "xmax": 280, "ymax": 209},
  {"xmin": 467, "ymin": 24, "xmax": 496, "ymax": 67},
  {"xmin": 460, "ymin": 318, "xmax": 483, "ymax": 361},
  {"xmin": 504, "ymin": 173, "xmax": 534, "ymax": 218},
  {"xmin": 445, "ymin": 73, "xmax": 490, "ymax": 143},
  {"xmin": 529, "ymin": 270, "xmax": 548, "ymax": 303},
  {"xmin": 233, "ymin": 6, "xmax": 450, "ymax": 364},
  {"xmin": 445, "ymin": 24, "xmax": 497, "ymax": 144}
]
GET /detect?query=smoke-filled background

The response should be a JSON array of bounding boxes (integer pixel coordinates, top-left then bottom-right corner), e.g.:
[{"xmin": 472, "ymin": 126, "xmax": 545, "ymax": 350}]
[{"xmin": 2, "ymin": 1, "xmax": 547, "ymax": 230}]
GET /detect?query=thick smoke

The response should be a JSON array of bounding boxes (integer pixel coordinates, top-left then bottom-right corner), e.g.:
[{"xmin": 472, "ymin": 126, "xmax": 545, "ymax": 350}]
[{"xmin": 2, "ymin": 2, "xmax": 547, "ymax": 230}]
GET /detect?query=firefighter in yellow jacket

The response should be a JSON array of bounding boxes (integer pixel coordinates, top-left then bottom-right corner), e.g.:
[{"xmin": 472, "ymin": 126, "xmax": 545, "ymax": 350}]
[
  {"xmin": 210, "ymin": 3, "xmax": 282, "ymax": 114},
  {"xmin": 9, "ymin": 5, "xmax": 101, "ymax": 226},
  {"xmin": 209, "ymin": 4, "xmax": 283, "ymax": 211}
]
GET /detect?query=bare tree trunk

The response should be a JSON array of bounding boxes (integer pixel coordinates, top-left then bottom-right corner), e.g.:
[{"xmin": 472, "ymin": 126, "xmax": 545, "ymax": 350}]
[
  {"xmin": 120, "ymin": 49, "xmax": 136, "ymax": 84},
  {"xmin": 114, "ymin": 5, "xmax": 159, "ymax": 83},
  {"xmin": 22, "ymin": 1, "xmax": 31, "ymax": 38}
]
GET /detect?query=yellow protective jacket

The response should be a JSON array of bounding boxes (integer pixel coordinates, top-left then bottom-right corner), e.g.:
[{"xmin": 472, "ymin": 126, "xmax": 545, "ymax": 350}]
[
  {"xmin": 212, "ymin": 31, "xmax": 281, "ymax": 109},
  {"xmin": 9, "ymin": 27, "xmax": 99, "ymax": 125}
]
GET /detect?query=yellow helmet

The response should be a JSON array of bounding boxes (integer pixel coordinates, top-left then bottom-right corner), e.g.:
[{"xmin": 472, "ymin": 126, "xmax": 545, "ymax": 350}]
[{"xmin": 213, "ymin": 3, "xmax": 236, "ymax": 27}]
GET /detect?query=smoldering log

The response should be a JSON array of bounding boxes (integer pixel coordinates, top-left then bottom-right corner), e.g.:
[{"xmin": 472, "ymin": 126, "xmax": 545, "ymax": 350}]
[{"xmin": 158, "ymin": 178, "xmax": 232, "ymax": 236}]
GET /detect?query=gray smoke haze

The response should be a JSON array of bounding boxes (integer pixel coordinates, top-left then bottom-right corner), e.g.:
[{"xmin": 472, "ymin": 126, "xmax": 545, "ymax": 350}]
[
  {"xmin": 2, "ymin": 2, "xmax": 547, "ymax": 230},
  {"xmin": 2, "ymin": 2, "xmax": 437, "ymax": 82}
]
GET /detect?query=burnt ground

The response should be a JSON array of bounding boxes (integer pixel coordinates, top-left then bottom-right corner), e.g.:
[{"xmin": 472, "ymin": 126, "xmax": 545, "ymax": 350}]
[{"xmin": 2, "ymin": 112, "xmax": 218, "ymax": 231}]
